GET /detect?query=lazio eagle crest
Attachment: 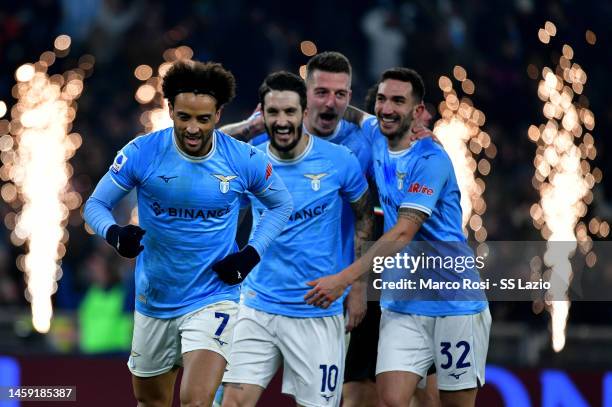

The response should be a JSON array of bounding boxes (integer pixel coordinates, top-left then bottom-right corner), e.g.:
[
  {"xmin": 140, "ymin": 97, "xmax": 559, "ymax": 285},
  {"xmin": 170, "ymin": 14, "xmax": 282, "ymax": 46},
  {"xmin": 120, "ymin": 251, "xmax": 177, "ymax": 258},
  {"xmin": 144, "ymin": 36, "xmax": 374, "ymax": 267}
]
[
  {"xmin": 396, "ymin": 171, "xmax": 407, "ymax": 190},
  {"xmin": 212, "ymin": 174, "xmax": 238, "ymax": 193},
  {"xmin": 304, "ymin": 173, "xmax": 328, "ymax": 191}
]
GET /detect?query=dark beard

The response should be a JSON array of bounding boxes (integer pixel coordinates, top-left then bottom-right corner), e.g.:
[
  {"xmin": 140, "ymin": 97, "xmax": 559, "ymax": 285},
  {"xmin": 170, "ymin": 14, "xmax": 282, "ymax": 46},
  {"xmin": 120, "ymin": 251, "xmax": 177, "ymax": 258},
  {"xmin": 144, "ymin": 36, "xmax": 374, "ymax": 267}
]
[
  {"xmin": 266, "ymin": 123, "xmax": 304, "ymax": 153},
  {"xmin": 380, "ymin": 115, "xmax": 412, "ymax": 140}
]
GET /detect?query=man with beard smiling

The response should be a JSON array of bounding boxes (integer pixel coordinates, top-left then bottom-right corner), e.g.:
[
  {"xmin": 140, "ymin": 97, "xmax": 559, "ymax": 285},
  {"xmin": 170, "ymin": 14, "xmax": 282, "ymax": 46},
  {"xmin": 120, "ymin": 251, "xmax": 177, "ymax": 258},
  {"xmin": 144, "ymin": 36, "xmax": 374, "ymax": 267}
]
[
  {"xmin": 84, "ymin": 60, "xmax": 293, "ymax": 407},
  {"xmin": 222, "ymin": 52, "xmax": 373, "ymax": 333},
  {"xmin": 305, "ymin": 68, "xmax": 490, "ymax": 407},
  {"xmin": 221, "ymin": 71, "xmax": 373, "ymax": 407},
  {"xmin": 221, "ymin": 53, "xmax": 439, "ymax": 407}
]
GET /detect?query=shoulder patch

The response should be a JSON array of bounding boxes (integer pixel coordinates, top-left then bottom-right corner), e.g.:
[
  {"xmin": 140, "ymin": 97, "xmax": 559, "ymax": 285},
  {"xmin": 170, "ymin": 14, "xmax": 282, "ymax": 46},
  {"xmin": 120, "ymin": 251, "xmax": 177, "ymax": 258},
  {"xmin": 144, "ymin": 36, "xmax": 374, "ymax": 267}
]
[
  {"xmin": 265, "ymin": 162, "xmax": 273, "ymax": 180},
  {"xmin": 111, "ymin": 151, "xmax": 128, "ymax": 173}
]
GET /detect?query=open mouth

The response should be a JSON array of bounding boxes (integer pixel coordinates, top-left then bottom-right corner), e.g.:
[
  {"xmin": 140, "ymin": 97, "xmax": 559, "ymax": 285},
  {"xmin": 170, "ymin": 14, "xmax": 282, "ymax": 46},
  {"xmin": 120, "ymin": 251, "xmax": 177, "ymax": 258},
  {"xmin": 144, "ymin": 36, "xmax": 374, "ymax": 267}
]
[
  {"xmin": 273, "ymin": 126, "xmax": 294, "ymax": 142},
  {"xmin": 319, "ymin": 112, "xmax": 337, "ymax": 125},
  {"xmin": 379, "ymin": 116, "xmax": 400, "ymax": 129},
  {"xmin": 184, "ymin": 134, "xmax": 202, "ymax": 147}
]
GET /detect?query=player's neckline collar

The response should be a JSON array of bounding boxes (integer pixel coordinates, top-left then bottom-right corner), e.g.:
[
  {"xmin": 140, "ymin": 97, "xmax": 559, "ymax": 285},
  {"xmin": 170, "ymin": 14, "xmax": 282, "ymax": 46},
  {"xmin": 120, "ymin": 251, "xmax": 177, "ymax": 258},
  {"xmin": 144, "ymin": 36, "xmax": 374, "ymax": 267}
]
[
  {"xmin": 172, "ymin": 129, "xmax": 217, "ymax": 162},
  {"xmin": 387, "ymin": 138, "xmax": 415, "ymax": 156},
  {"xmin": 267, "ymin": 134, "xmax": 313, "ymax": 164}
]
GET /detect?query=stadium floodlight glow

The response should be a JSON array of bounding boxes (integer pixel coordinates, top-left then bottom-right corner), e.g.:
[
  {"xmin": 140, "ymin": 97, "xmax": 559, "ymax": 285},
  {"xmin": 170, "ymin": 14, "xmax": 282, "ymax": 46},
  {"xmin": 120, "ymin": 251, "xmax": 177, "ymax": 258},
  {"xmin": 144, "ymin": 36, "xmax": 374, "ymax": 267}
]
[
  {"xmin": 0, "ymin": 36, "xmax": 90, "ymax": 333},
  {"xmin": 529, "ymin": 23, "xmax": 599, "ymax": 352},
  {"xmin": 433, "ymin": 68, "xmax": 493, "ymax": 244}
]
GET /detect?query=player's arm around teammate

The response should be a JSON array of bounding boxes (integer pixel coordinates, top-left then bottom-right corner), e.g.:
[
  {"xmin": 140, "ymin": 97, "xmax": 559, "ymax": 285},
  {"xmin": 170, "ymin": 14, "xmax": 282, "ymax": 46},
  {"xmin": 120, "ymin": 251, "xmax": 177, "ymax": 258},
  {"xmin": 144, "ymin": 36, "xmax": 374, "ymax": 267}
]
[{"xmin": 306, "ymin": 68, "xmax": 488, "ymax": 407}]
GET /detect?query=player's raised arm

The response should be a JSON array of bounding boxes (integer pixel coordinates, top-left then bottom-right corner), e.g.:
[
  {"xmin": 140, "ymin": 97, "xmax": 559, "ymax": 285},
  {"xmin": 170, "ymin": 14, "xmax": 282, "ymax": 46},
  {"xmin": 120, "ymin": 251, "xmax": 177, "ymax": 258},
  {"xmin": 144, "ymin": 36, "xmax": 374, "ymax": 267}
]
[
  {"xmin": 83, "ymin": 142, "xmax": 145, "ymax": 258},
  {"xmin": 219, "ymin": 104, "xmax": 265, "ymax": 141},
  {"xmin": 305, "ymin": 205, "xmax": 427, "ymax": 308}
]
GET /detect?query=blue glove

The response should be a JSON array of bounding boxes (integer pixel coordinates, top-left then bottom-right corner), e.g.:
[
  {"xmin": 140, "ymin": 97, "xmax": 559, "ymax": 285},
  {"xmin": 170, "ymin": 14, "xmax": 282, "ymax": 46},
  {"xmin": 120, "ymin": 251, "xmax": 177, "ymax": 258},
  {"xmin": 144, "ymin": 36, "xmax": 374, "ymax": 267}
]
[
  {"xmin": 212, "ymin": 245, "xmax": 260, "ymax": 285},
  {"xmin": 106, "ymin": 224, "xmax": 145, "ymax": 258}
]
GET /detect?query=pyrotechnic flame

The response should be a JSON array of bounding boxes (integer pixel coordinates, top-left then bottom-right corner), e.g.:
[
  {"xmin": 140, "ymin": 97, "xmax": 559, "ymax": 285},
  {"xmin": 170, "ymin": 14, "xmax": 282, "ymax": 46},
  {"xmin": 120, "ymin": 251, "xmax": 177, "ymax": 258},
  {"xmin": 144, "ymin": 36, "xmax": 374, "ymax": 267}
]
[
  {"xmin": 0, "ymin": 36, "xmax": 91, "ymax": 333},
  {"xmin": 530, "ymin": 24, "xmax": 599, "ymax": 352},
  {"xmin": 433, "ymin": 68, "xmax": 494, "ymax": 244}
]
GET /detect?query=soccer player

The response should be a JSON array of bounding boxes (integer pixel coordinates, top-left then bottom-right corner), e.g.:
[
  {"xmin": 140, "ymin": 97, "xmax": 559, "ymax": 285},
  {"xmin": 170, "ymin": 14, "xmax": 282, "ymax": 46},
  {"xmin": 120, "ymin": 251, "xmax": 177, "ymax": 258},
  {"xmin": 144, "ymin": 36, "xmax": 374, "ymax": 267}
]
[
  {"xmin": 222, "ymin": 53, "xmax": 437, "ymax": 407},
  {"xmin": 221, "ymin": 71, "xmax": 372, "ymax": 407},
  {"xmin": 83, "ymin": 60, "xmax": 293, "ymax": 407},
  {"xmin": 343, "ymin": 85, "xmax": 440, "ymax": 407},
  {"xmin": 222, "ymin": 52, "xmax": 374, "ymax": 332},
  {"xmin": 305, "ymin": 68, "xmax": 491, "ymax": 407}
]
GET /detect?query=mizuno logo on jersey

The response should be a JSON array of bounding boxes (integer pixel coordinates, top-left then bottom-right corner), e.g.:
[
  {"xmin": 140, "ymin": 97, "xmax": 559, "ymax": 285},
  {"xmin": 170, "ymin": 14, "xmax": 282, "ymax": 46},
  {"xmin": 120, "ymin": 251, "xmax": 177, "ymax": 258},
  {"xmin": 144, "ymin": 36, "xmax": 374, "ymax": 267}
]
[
  {"xmin": 158, "ymin": 175, "xmax": 177, "ymax": 183},
  {"xmin": 212, "ymin": 174, "xmax": 238, "ymax": 193},
  {"xmin": 304, "ymin": 173, "xmax": 328, "ymax": 191},
  {"xmin": 408, "ymin": 182, "xmax": 434, "ymax": 195}
]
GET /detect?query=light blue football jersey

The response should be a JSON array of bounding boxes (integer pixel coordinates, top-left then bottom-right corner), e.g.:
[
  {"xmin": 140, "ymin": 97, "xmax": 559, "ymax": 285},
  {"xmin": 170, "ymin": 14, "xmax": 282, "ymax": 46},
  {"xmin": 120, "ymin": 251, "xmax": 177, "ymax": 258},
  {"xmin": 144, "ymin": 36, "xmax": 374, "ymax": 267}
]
[
  {"xmin": 243, "ymin": 135, "xmax": 368, "ymax": 317},
  {"xmin": 104, "ymin": 128, "xmax": 277, "ymax": 318},
  {"xmin": 251, "ymin": 119, "xmax": 372, "ymax": 267},
  {"xmin": 371, "ymin": 134, "xmax": 487, "ymax": 316}
]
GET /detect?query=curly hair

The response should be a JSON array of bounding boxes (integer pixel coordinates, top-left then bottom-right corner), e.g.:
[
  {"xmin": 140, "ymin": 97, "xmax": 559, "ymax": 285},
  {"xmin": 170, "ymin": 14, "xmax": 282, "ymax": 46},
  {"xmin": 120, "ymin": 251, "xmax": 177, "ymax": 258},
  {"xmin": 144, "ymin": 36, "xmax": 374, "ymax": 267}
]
[{"xmin": 162, "ymin": 60, "xmax": 236, "ymax": 108}]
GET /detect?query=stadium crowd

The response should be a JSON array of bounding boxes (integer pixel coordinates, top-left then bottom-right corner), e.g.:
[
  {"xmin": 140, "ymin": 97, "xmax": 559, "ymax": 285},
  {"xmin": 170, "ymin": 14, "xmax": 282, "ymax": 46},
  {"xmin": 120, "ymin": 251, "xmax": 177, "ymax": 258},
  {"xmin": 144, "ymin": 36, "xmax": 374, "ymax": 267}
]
[{"xmin": 0, "ymin": 0, "xmax": 610, "ymax": 358}]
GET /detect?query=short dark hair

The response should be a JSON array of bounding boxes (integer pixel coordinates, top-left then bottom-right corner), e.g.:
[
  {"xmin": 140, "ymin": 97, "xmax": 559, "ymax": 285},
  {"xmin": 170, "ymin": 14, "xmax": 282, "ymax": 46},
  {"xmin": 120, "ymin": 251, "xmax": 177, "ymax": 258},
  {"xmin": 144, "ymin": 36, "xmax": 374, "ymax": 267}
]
[
  {"xmin": 162, "ymin": 60, "xmax": 236, "ymax": 108},
  {"xmin": 379, "ymin": 68, "xmax": 425, "ymax": 102},
  {"xmin": 306, "ymin": 51, "xmax": 352, "ymax": 81},
  {"xmin": 258, "ymin": 71, "xmax": 307, "ymax": 111}
]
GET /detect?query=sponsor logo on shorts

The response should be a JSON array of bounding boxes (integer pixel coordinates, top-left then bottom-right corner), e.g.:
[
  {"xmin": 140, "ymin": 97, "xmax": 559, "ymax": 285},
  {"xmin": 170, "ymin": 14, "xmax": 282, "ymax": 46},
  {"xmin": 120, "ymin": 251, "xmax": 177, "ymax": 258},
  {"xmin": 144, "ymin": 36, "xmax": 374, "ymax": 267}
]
[
  {"xmin": 449, "ymin": 371, "xmax": 467, "ymax": 380},
  {"xmin": 213, "ymin": 337, "xmax": 228, "ymax": 347},
  {"xmin": 321, "ymin": 394, "xmax": 334, "ymax": 402}
]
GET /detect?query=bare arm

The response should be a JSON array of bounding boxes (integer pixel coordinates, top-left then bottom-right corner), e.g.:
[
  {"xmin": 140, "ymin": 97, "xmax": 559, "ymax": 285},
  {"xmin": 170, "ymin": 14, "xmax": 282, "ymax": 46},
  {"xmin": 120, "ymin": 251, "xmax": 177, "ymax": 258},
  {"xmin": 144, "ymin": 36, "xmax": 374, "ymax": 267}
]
[
  {"xmin": 306, "ymin": 207, "xmax": 428, "ymax": 307},
  {"xmin": 351, "ymin": 190, "xmax": 375, "ymax": 260},
  {"xmin": 346, "ymin": 207, "xmax": 426, "ymax": 283},
  {"xmin": 343, "ymin": 105, "xmax": 372, "ymax": 127},
  {"xmin": 344, "ymin": 191, "xmax": 375, "ymax": 331},
  {"xmin": 219, "ymin": 104, "xmax": 265, "ymax": 141}
]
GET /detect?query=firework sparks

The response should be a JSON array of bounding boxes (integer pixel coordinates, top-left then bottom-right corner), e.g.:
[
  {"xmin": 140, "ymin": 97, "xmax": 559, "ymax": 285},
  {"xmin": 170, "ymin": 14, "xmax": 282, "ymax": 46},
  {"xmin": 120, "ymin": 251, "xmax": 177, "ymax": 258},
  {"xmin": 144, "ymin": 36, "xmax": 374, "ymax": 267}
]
[
  {"xmin": 529, "ymin": 22, "xmax": 599, "ymax": 352},
  {"xmin": 433, "ymin": 67, "xmax": 494, "ymax": 243},
  {"xmin": 0, "ymin": 36, "xmax": 91, "ymax": 333}
]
